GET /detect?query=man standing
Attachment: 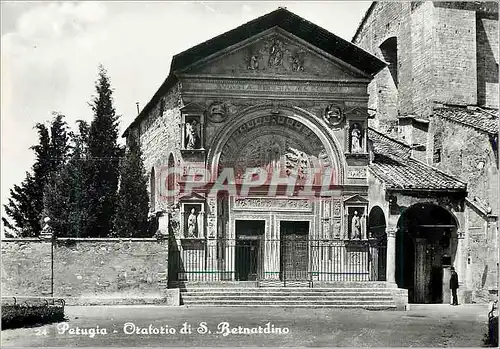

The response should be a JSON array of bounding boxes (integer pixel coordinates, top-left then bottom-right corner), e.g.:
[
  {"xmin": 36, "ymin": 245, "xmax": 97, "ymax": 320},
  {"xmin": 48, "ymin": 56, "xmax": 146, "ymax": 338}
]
[{"xmin": 450, "ymin": 267, "xmax": 459, "ymax": 305}]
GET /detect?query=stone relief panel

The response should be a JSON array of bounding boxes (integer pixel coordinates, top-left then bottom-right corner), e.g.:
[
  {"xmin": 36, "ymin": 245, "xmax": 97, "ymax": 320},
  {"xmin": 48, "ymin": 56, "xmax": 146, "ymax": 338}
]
[
  {"xmin": 184, "ymin": 32, "xmax": 364, "ymax": 80},
  {"xmin": 347, "ymin": 167, "xmax": 367, "ymax": 179},
  {"xmin": 233, "ymin": 198, "xmax": 313, "ymax": 212}
]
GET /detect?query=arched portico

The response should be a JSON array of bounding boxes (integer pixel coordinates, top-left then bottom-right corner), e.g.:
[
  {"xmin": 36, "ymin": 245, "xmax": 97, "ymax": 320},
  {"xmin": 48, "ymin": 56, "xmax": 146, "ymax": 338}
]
[{"xmin": 396, "ymin": 203, "xmax": 459, "ymax": 304}]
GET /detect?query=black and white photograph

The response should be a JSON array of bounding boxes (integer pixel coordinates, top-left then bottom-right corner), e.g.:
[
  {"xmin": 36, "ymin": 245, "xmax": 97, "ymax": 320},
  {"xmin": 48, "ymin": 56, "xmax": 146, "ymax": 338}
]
[{"xmin": 1, "ymin": 1, "xmax": 499, "ymax": 347}]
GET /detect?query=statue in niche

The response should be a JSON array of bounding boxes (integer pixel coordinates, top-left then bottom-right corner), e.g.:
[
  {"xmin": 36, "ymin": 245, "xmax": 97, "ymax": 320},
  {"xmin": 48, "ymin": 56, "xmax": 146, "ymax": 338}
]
[
  {"xmin": 351, "ymin": 123, "xmax": 363, "ymax": 153},
  {"xmin": 185, "ymin": 119, "xmax": 200, "ymax": 149},
  {"xmin": 351, "ymin": 211, "xmax": 362, "ymax": 240},
  {"xmin": 186, "ymin": 208, "xmax": 198, "ymax": 238}
]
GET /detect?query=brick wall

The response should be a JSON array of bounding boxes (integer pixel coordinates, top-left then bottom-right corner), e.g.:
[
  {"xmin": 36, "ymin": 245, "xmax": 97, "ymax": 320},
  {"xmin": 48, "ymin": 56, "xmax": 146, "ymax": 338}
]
[
  {"xmin": 354, "ymin": 2, "xmax": 497, "ymax": 120},
  {"xmin": 1, "ymin": 238, "xmax": 170, "ymax": 304},
  {"xmin": 433, "ymin": 6, "xmax": 477, "ymax": 107}
]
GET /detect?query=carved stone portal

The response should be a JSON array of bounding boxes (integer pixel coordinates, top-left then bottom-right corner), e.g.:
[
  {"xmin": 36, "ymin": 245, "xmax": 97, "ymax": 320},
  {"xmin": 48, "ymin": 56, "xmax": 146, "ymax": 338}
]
[{"xmin": 219, "ymin": 118, "xmax": 332, "ymax": 184}]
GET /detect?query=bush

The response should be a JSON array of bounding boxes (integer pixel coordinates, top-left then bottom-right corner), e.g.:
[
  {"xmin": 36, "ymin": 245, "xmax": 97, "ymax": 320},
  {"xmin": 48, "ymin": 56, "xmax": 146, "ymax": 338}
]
[{"xmin": 1, "ymin": 300, "xmax": 65, "ymax": 330}]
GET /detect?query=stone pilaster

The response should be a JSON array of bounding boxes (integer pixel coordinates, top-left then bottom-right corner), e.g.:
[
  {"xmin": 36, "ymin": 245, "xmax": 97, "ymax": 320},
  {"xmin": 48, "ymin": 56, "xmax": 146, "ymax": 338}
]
[{"xmin": 386, "ymin": 228, "xmax": 397, "ymax": 285}]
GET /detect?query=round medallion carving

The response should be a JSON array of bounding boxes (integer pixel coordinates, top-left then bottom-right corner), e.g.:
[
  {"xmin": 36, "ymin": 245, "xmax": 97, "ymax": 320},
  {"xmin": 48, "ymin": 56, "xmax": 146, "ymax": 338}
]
[
  {"xmin": 208, "ymin": 102, "xmax": 227, "ymax": 123},
  {"xmin": 324, "ymin": 104, "xmax": 344, "ymax": 127}
]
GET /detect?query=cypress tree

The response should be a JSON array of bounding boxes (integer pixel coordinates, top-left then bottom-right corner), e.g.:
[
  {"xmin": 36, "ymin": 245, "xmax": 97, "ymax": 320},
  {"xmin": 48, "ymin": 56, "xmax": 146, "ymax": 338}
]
[
  {"xmin": 113, "ymin": 136, "xmax": 149, "ymax": 237},
  {"xmin": 86, "ymin": 65, "xmax": 122, "ymax": 237}
]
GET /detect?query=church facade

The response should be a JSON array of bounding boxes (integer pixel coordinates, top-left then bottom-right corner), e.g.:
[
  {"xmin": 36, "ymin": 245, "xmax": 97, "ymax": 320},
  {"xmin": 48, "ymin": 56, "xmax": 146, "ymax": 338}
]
[{"xmin": 124, "ymin": 6, "xmax": 498, "ymax": 304}]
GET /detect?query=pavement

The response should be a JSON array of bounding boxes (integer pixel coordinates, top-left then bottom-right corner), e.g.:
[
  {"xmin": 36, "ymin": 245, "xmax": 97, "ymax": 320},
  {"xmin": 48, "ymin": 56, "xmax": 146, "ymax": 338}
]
[{"xmin": 0, "ymin": 304, "xmax": 491, "ymax": 347}]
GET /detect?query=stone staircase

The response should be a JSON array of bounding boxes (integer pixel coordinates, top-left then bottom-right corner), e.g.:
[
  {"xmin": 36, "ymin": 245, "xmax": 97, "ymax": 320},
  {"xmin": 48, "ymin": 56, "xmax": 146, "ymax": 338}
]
[{"xmin": 179, "ymin": 287, "xmax": 405, "ymax": 310}]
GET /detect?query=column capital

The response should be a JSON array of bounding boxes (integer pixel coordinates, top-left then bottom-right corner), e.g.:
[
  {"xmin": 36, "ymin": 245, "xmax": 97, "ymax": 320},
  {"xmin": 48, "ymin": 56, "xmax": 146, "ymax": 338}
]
[{"xmin": 386, "ymin": 227, "xmax": 397, "ymax": 238}]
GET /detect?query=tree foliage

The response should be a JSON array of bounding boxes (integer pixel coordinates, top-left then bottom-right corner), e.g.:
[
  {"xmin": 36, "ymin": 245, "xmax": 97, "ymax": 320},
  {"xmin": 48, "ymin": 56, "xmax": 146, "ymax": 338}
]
[
  {"xmin": 4, "ymin": 113, "xmax": 69, "ymax": 236},
  {"xmin": 85, "ymin": 65, "xmax": 123, "ymax": 237},
  {"xmin": 113, "ymin": 136, "xmax": 149, "ymax": 237}
]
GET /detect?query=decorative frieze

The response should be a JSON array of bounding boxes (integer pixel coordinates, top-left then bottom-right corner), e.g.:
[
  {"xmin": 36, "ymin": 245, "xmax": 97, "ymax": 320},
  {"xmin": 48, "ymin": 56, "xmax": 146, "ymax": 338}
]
[{"xmin": 233, "ymin": 198, "xmax": 312, "ymax": 212}]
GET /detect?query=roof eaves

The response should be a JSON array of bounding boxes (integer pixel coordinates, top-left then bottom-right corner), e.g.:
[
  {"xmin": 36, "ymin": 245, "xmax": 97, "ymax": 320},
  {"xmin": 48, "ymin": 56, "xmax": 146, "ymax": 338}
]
[
  {"xmin": 122, "ymin": 73, "xmax": 178, "ymax": 138},
  {"xmin": 408, "ymin": 157, "xmax": 467, "ymax": 189},
  {"xmin": 434, "ymin": 108, "xmax": 498, "ymax": 136}
]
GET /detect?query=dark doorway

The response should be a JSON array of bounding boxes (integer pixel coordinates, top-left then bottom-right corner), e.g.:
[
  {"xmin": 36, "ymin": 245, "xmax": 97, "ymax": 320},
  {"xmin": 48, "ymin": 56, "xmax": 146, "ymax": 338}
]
[
  {"xmin": 280, "ymin": 221, "xmax": 309, "ymax": 281},
  {"xmin": 235, "ymin": 220, "xmax": 264, "ymax": 281},
  {"xmin": 368, "ymin": 206, "xmax": 387, "ymax": 281},
  {"xmin": 396, "ymin": 203, "xmax": 458, "ymax": 304}
]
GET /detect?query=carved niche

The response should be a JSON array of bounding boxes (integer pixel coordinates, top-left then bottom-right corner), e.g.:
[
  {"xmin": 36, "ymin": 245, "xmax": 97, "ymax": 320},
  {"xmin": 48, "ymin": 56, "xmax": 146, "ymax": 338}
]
[
  {"xmin": 180, "ymin": 103, "xmax": 205, "ymax": 151},
  {"xmin": 343, "ymin": 195, "xmax": 369, "ymax": 240}
]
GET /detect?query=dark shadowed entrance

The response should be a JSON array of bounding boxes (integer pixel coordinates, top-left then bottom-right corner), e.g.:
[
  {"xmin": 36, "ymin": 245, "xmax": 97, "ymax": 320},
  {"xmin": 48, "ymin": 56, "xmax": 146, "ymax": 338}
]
[
  {"xmin": 280, "ymin": 221, "xmax": 309, "ymax": 281},
  {"xmin": 396, "ymin": 203, "xmax": 458, "ymax": 303},
  {"xmin": 235, "ymin": 220, "xmax": 265, "ymax": 281}
]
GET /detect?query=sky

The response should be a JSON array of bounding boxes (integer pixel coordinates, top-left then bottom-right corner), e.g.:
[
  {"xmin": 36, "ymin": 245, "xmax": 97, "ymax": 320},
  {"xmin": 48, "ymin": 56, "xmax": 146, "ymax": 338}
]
[{"xmin": 1, "ymin": 1, "xmax": 372, "ymax": 229}]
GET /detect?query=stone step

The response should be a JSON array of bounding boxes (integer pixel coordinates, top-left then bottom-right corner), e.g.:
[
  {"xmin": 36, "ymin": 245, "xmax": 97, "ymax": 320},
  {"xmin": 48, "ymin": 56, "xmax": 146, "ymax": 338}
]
[
  {"xmin": 181, "ymin": 287, "xmax": 396, "ymax": 292},
  {"xmin": 181, "ymin": 290, "xmax": 393, "ymax": 295},
  {"xmin": 183, "ymin": 299, "xmax": 395, "ymax": 304},
  {"xmin": 184, "ymin": 303, "xmax": 397, "ymax": 309},
  {"xmin": 182, "ymin": 294, "xmax": 394, "ymax": 299}
]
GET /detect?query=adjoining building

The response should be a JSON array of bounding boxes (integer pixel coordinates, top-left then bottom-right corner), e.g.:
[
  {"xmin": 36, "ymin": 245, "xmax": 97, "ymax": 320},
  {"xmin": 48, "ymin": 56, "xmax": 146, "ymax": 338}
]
[
  {"xmin": 353, "ymin": 1, "xmax": 498, "ymax": 303},
  {"xmin": 124, "ymin": 5, "xmax": 498, "ymax": 305}
]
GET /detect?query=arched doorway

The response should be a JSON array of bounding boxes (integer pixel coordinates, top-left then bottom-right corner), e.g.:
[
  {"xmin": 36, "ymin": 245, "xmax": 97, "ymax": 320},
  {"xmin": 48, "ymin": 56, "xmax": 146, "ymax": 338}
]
[
  {"xmin": 368, "ymin": 206, "xmax": 387, "ymax": 281},
  {"xmin": 396, "ymin": 203, "xmax": 458, "ymax": 303}
]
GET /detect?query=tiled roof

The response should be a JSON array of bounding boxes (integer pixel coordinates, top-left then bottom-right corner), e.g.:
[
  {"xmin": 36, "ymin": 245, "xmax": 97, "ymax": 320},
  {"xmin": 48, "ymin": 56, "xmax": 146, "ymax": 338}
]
[
  {"xmin": 368, "ymin": 128, "xmax": 467, "ymax": 191},
  {"xmin": 434, "ymin": 106, "xmax": 499, "ymax": 136}
]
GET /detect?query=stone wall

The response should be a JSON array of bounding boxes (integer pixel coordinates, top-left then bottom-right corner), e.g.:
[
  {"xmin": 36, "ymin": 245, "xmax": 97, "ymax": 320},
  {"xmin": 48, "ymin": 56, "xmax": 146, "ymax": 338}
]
[
  {"xmin": 477, "ymin": 15, "xmax": 499, "ymax": 108},
  {"xmin": 433, "ymin": 117, "xmax": 498, "ymax": 214},
  {"xmin": 1, "ymin": 239, "xmax": 52, "ymax": 297},
  {"xmin": 432, "ymin": 116, "xmax": 498, "ymax": 302},
  {"xmin": 138, "ymin": 84, "xmax": 182, "ymax": 212},
  {"xmin": 1, "ymin": 238, "xmax": 174, "ymax": 305}
]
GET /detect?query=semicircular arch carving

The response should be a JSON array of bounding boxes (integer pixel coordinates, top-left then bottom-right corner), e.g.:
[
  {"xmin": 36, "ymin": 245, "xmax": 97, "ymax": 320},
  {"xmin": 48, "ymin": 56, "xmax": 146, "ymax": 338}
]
[{"xmin": 206, "ymin": 104, "xmax": 347, "ymax": 185}]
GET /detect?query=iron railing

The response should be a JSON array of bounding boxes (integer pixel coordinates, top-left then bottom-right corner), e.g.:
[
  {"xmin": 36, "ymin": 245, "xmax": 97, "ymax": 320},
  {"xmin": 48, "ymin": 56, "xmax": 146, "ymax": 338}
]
[{"xmin": 168, "ymin": 238, "xmax": 387, "ymax": 285}]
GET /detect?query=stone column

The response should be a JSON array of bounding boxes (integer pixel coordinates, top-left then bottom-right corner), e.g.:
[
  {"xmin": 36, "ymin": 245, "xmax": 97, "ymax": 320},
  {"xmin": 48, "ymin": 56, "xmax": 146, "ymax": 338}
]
[
  {"xmin": 455, "ymin": 230, "xmax": 465, "ymax": 287},
  {"xmin": 386, "ymin": 228, "xmax": 397, "ymax": 285}
]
